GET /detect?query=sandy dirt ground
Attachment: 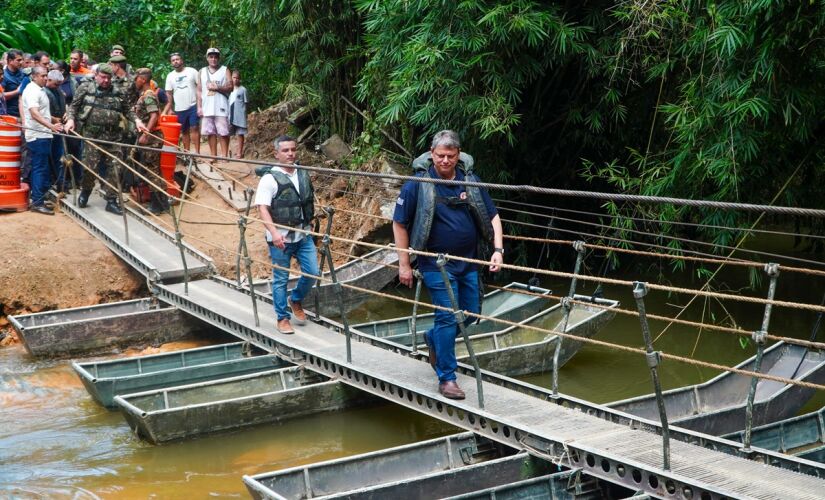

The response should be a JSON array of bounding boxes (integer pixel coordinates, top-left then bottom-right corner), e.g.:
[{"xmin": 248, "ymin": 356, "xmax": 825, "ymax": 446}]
[{"xmin": 0, "ymin": 104, "xmax": 400, "ymax": 347}]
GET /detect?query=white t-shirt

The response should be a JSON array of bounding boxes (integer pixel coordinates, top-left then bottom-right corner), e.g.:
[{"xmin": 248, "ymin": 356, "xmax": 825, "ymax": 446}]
[
  {"xmin": 254, "ymin": 166, "xmax": 306, "ymax": 243},
  {"xmin": 21, "ymin": 82, "xmax": 52, "ymax": 142},
  {"xmin": 199, "ymin": 66, "xmax": 229, "ymax": 117},
  {"xmin": 164, "ymin": 67, "xmax": 199, "ymax": 112}
]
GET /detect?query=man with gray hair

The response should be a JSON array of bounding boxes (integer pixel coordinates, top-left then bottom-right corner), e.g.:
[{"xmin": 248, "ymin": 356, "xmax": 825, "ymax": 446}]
[
  {"xmin": 44, "ymin": 69, "xmax": 68, "ymax": 191},
  {"xmin": 393, "ymin": 129, "xmax": 504, "ymax": 399},
  {"xmin": 255, "ymin": 135, "xmax": 320, "ymax": 334}
]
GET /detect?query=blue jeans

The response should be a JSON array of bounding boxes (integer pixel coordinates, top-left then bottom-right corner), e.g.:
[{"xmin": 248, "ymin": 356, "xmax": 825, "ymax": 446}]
[
  {"xmin": 422, "ymin": 269, "xmax": 480, "ymax": 383},
  {"xmin": 27, "ymin": 138, "xmax": 52, "ymax": 207},
  {"xmin": 268, "ymin": 237, "xmax": 320, "ymax": 321}
]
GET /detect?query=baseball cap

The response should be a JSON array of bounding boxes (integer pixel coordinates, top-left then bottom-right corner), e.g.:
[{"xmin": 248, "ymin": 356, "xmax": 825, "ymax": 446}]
[
  {"xmin": 97, "ymin": 63, "xmax": 114, "ymax": 76},
  {"xmin": 111, "ymin": 44, "xmax": 125, "ymax": 52},
  {"xmin": 206, "ymin": 47, "xmax": 220, "ymax": 56},
  {"xmin": 109, "ymin": 55, "xmax": 127, "ymax": 63}
]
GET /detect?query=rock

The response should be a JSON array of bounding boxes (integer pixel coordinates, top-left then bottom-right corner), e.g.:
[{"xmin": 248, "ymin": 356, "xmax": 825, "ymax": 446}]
[{"xmin": 320, "ymin": 135, "xmax": 351, "ymax": 163}]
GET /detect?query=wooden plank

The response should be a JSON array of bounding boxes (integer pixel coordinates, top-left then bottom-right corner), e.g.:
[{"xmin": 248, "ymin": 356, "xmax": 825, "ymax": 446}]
[{"xmin": 191, "ymin": 160, "xmax": 251, "ymax": 211}]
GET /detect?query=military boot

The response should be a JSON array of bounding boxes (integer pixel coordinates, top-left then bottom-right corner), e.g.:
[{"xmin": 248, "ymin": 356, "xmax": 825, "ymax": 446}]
[
  {"xmin": 105, "ymin": 199, "xmax": 124, "ymax": 215},
  {"xmin": 78, "ymin": 189, "xmax": 92, "ymax": 208},
  {"xmin": 148, "ymin": 192, "xmax": 168, "ymax": 215}
]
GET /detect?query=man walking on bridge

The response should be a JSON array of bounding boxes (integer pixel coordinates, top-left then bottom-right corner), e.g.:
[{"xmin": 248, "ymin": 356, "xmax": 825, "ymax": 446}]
[
  {"xmin": 393, "ymin": 130, "xmax": 504, "ymax": 400},
  {"xmin": 255, "ymin": 135, "xmax": 319, "ymax": 334}
]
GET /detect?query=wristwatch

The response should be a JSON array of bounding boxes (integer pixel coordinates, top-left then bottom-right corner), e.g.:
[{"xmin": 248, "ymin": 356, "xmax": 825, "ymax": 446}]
[{"xmin": 493, "ymin": 247, "xmax": 504, "ymax": 255}]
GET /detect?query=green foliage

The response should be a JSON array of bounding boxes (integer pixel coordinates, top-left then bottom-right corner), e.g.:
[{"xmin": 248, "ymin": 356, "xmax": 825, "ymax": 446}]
[{"xmin": 0, "ymin": 19, "xmax": 67, "ymax": 59}]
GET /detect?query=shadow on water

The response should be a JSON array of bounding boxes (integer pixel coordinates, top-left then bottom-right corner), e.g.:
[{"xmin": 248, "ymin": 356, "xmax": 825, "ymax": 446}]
[{"xmin": 1, "ymin": 236, "xmax": 823, "ymax": 496}]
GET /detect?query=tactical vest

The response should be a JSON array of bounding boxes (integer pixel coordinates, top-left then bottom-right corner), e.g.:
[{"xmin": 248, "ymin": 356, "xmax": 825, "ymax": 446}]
[
  {"xmin": 78, "ymin": 85, "xmax": 127, "ymax": 132},
  {"xmin": 267, "ymin": 168, "xmax": 315, "ymax": 227},
  {"xmin": 407, "ymin": 152, "xmax": 494, "ymax": 252}
]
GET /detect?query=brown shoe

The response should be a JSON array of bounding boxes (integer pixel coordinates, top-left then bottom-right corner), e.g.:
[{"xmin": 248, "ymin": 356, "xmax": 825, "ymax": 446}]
[
  {"xmin": 288, "ymin": 297, "xmax": 307, "ymax": 325},
  {"xmin": 276, "ymin": 318, "xmax": 295, "ymax": 334},
  {"xmin": 438, "ymin": 381, "xmax": 465, "ymax": 400}
]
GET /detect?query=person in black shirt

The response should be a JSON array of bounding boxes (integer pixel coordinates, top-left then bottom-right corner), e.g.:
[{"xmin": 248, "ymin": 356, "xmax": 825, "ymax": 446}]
[{"xmin": 44, "ymin": 70, "xmax": 68, "ymax": 192}]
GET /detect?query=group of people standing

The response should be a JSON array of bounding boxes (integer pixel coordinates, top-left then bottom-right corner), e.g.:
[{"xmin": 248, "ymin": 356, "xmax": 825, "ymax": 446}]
[{"xmin": 0, "ymin": 45, "xmax": 249, "ymax": 215}]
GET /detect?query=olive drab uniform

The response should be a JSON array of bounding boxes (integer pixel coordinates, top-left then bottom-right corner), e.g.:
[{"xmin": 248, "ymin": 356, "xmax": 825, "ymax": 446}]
[
  {"xmin": 66, "ymin": 80, "xmax": 136, "ymax": 199},
  {"xmin": 113, "ymin": 74, "xmax": 138, "ymax": 143},
  {"xmin": 133, "ymin": 88, "xmax": 164, "ymax": 194}
]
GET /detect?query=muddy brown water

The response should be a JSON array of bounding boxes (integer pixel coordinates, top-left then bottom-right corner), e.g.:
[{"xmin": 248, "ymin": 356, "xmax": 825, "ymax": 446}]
[{"xmin": 2, "ymin": 246, "xmax": 824, "ymax": 497}]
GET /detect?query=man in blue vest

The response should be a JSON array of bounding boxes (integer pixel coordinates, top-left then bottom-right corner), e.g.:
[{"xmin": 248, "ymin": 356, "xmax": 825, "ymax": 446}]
[
  {"xmin": 393, "ymin": 130, "xmax": 504, "ymax": 399},
  {"xmin": 255, "ymin": 135, "xmax": 320, "ymax": 334}
]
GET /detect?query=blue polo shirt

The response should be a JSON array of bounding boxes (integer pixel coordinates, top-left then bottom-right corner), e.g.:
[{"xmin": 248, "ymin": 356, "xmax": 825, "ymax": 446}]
[
  {"xmin": 3, "ymin": 68, "xmax": 24, "ymax": 117},
  {"xmin": 394, "ymin": 165, "xmax": 497, "ymax": 275}
]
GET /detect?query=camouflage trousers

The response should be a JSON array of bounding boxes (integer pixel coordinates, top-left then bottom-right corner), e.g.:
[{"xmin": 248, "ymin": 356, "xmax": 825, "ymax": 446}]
[
  {"xmin": 132, "ymin": 131, "xmax": 164, "ymax": 195},
  {"xmin": 79, "ymin": 141, "xmax": 122, "ymax": 201}
]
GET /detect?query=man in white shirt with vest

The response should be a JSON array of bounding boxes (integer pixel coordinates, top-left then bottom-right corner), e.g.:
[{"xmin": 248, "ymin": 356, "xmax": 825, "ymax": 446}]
[
  {"xmin": 199, "ymin": 48, "xmax": 232, "ymax": 158},
  {"xmin": 255, "ymin": 135, "xmax": 320, "ymax": 334}
]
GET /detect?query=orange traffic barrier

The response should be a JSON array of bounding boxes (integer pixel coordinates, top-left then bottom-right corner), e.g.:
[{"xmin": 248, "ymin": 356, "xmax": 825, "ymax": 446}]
[
  {"xmin": 157, "ymin": 115, "xmax": 182, "ymax": 196},
  {"xmin": 0, "ymin": 182, "xmax": 29, "ymax": 211}
]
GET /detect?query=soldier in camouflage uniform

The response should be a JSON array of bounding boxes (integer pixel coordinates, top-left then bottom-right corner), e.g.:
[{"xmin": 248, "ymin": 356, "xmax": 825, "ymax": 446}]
[
  {"xmin": 109, "ymin": 55, "xmax": 138, "ymax": 149},
  {"xmin": 65, "ymin": 63, "xmax": 145, "ymax": 215},
  {"xmin": 133, "ymin": 68, "xmax": 168, "ymax": 214}
]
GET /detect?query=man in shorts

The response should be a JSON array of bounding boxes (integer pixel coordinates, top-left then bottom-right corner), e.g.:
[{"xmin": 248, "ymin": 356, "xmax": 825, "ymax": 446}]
[
  {"xmin": 163, "ymin": 52, "xmax": 201, "ymax": 154},
  {"xmin": 199, "ymin": 48, "xmax": 232, "ymax": 158}
]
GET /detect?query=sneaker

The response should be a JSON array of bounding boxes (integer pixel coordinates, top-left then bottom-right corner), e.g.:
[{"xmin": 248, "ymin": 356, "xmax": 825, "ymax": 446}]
[
  {"xmin": 288, "ymin": 297, "xmax": 307, "ymax": 325},
  {"xmin": 276, "ymin": 318, "xmax": 295, "ymax": 334}
]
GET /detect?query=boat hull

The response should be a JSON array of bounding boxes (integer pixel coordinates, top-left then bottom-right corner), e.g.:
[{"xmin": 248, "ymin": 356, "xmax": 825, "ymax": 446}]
[
  {"xmin": 10, "ymin": 298, "xmax": 212, "ymax": 358},
  {"xmin": 243, "ymin": 432, "xmax": 605, "ymax": 500},
  {"xmin": 115, "ymin": 366, "xmax": 378, "ymax": 443},
  {"xmin": 73, "ymin": 342, "xmax": 289, "ymax": 408},
  {"xmin": 609, "ymin": 342, "xmax": 825, "ymax": 435}
]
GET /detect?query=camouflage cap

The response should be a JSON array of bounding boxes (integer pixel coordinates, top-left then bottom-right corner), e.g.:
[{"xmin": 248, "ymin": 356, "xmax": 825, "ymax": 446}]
[
  {"xmin": 97, "ymin": 63, "xmax": 114, "ymax": 76},
  {"xmin": 111, "ymin": 44, "xmax": 125, "ymax": 52},
  {"xmin": 109, "ymin": 54, "xmax": 127, "ymax": 63}
]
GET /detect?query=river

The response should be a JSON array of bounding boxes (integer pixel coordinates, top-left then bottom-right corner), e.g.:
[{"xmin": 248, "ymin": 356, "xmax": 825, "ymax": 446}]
[{"xmin": 1, "ymin": 243, "xmax": 823, "ymax": 498}]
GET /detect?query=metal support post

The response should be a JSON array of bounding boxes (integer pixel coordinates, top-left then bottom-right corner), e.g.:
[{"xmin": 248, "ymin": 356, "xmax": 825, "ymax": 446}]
[
  {"xmin": 113, "ymin": 162, "xmax": 129, "ymax": 245},
  {"xmin": 169, "ymin": 205, "xmax": 189, "ymax": 295},
  {"xmin": 436, "ymin": 254, "xmax": 485, "ymax": 409},
  {"xmin": 238, "ymin": 190, "xmax": 259, "ymax": 327},
  {"xmin": 319, "ymin": 208, "xmax": 352, "ymax": 362},
  {"xmin": 742, "ymin": 263, "xmax": 780, "ymax": 452},
  {"xmin": 313, "ymin": 208, "xmax": 335, "ymax": 320},
  {"xmin": 410, "ymin": 269, "xmax": 423, "ymax": 354},
  {"xmin": 633, "ymin": 281, "xmax": 671, "ymax": 470},
  {"xmin": 552, "ymin": 241, "xmax": 585, "ymax": 399},
  {"xmin": 235, "ymin": 185, "xmax": 254, "ymax": 287}
]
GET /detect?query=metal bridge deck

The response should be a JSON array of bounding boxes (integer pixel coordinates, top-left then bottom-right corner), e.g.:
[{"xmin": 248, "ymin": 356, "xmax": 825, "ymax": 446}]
[
  {"xmin": 60, "ymin": 194, "xmax": 213, "ymax": 281},
  {"xmin": 155, "ymin": 277, "xmax": 825, "ymax": 500}
]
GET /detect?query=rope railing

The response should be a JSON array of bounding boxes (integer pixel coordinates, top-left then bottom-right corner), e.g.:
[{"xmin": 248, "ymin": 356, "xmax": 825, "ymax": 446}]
[
  {"xmin": 161, "ymin": 228, "xmax": 825, "ymax": 393},
  {"xmin": 55, "ymin": 129, "xmax": 825, "ymax": 317},
  {"xmin": 495, "ymin": 198, "xmax": 825, "ymax": 242},
  {"xmin": 20, "ymin": 125, "xmax": 825, "ymax": 396},
  {"xmin": 12, "ymin": 122, "xmax": 825, "ymax": 218}
]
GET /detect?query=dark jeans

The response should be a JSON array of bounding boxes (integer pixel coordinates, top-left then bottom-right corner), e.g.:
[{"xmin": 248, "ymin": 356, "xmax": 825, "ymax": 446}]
[
  {"xmin": 27, "ymin": 138, "xmax": 52, "ymax": 207},
  {"xmin": 65, "ymin": 136, "xmax": 84, "ymax": 188},
  {"xmin": 268, "ymin": 236, "xmax": 320, "ymax": 321},
  {"xmin": 421, "ymin": 269, "xmax": 480, "ymax": 383}
]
